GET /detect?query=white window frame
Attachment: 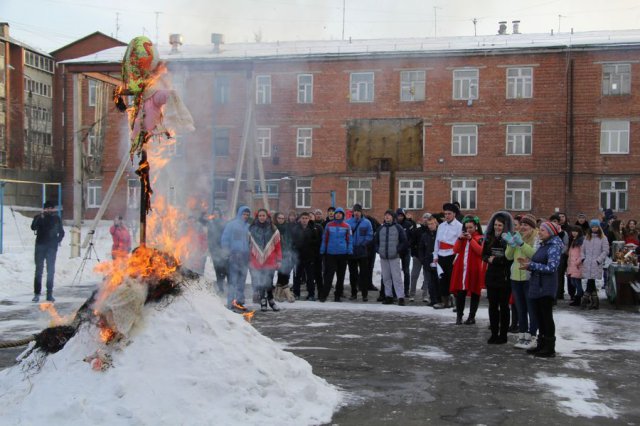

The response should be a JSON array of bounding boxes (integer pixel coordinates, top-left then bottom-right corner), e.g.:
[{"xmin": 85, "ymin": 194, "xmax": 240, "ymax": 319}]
[
  {"xmin": 600, "ymin": 180, "xmax": 627, "ymax": 212},
  {"xmin": 398, "ymin": 179, "xmax": 424, "ymax": 209},
  {"xmin": 602, "ymin": 63, "xmax": 631, "ymax": 95},
  {"xmin": 215, "ymin": 75, "xmax": 230, "ymax": 104},
  {"xmin": 87, "ymin": 179, "xmax": 102, "ymax": 208},
  {"xmin": 295, "ymin": 179, "xmax": 312, "ymax": 208},
  {"xmin": 600, "ymin": 120, "xmax": 629, "ymax": 154},
  {"xmin": 506, "ymin": 124, "xmax": 533, "ymax": 155},
  {"xmin": 350, "ymin": 72, "xmax": 374, "ymax": 103},
  {"xmin": 127, "ymin": 179, "xmax": 140, "ymax": 209},
  {"xmin": 452, "ymin": 69, "xmax": 478, "ymax": 100},
  {"xmin": 505, "ymin": 180, "xmax": 532, "ymax": 211},
  {"xmin": 256, "ymin": 128, "xmax": 271, "ymax": 157},
  {"xmin": 254, "ymin": 182, "xmax": 279, "ymax": 198},
  {"xmin": 296, "ymin": 128, "xmax": 313, "ymax": 158},
  {"xmin": 256, "ymin": 75, "xmax": 271, "ymax": 105},
  {"xmin": 88, "ymin": 79, "xmax": 97, "ymax": 107},
  {"xmin": 451, "ymin": 179, "xmax": 477, "ymax": 210},
  {"xmin": 297, "ymin": 74, "xmax": 313, "ymax": 104},
  {"xmin": 87, "ymin": 128, "xmax": 96, "ymax": 157},
  {"xmin": 400, "ymin": 70, "xmax": 426, "ymax": 101},
  {"xmin": 452, "ymin": 125, "xmax": 477, "ymax": 156},
  {"xmin": 506, "ymin": 67, "xmax": 533, "ymax": 99},
  {"xmin": 347, "ymin": 179, "xmax": 372, "ymax": 209}
]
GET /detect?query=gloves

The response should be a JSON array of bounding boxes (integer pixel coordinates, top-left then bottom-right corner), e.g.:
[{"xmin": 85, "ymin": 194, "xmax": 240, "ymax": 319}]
[
  {"xmin": 501, "ymin": 232, "xmax": 515, "ymax": 246},
  {"xmin": 512, "ymin": 232, "xmax": 524, "ymax": 247}
]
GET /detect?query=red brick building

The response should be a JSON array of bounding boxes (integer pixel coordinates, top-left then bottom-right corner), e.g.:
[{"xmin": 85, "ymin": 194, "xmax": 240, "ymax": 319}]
[{"xmin": 63, "ymin": 30, "xmax": 640, "ymax": 224}]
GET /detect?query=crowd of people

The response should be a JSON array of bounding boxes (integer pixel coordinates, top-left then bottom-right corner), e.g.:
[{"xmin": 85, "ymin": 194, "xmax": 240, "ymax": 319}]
[{"xmin": 190, "ymin": 201, "xmax": 637, "ymax": 359}]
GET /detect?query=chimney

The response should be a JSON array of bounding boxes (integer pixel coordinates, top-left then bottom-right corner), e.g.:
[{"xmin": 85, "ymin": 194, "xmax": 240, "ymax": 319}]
[
  {"xmin": 498, "ymin": 21, "xmax": 508, "ymax": 35},
  {"xmin": 0, "ymin": 22, "xmax": 9, "ymax": 39},
  {"xmin": 512, "ymin": 20, "xmax": 520, "ymax": 34},
  {"xmin": 169, "ymin": 34, "xmax": 183, "ymax": 53},
  {"xmin": 211, "ymin": 33, "xmax": 224, "ymax": 53}
]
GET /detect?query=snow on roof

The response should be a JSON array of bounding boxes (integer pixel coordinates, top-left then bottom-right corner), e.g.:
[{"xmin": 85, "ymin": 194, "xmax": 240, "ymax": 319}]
[{"xmin": 62, "ymin": 29, "xmax": 640, "ymax": 65}]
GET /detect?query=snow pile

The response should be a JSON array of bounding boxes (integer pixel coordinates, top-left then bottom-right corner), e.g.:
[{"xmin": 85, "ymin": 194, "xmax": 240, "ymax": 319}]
[{"xmin": 0, "ymin": 285, "xmax": 342, "ymax": 425}]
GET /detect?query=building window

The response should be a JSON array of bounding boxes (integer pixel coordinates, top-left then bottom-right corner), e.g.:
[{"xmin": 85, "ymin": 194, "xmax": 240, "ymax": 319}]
[
  {"xmin": 297, "ymin": 74, "xmax": 313, "ymax": 104},
  {"xmin": 452, "ymin": 125, "xmax": 477, "ymax": 156},
  {"xmin": 214, "ymin": 178, "xmax": 228, "ymax": 197},
  {"xmin": 600, "ymin": 180, "xmax": 627, "ymax": 211},
  {"xmin": 400, "ymin": 70, "xmax": 426, "ymax": 101},
  {"xmin": 215, "ymin": 75, "xmax": 230, "ymax": 104},
  {"xmin": 600, "ymin": 120, "xmax": 629, "ymax": 154},
  {"xmin": 453, "ymin": 69, "xmax": 478, "ymax": 100},
  {"xmin": 256, "ymin": 75, "xmax": 271, "ymax": 104},
  {"xmin": 505, "ymin": 180, "xmax": 531, "ymax": 211},
  {"xmin": 506, "ymin": 67, "xmax": 533, "ymax": 99},
  {"xmin": 256, "ymin": 128, "xmax": 271, "ymax": 157},
  {"xmin": 451, "ymin": 179, "xmax": 477, "ymax": 210},
  {"xmin": 87, "ymin": 179, "xmax": 102, "ymax": 208},
  {"xmin": 295, "ymin": 179, "xmax": 312, "ymax": 208},
  {"xmin": 214, "ymin": 128, "xmax": 229, "ymax": 156},
  {"xmin": 506, "ymin": 124, "xmax": 532, "ymax": 155},
  {"xmin": 602, "ymin": 64, "xmax": 631, "ymax": 95},
  {"xmin": 398, "ymin": 180, "xmax": 424, "ymax": 209},
  {"xmin": 88, "ymin": 79, "xmax": 97, "ymax": 107},
  {"xmin": 350, "ymin": 72, "xmax": 374, "ymax": 103},
  {"xmin": 347, "ymin": 179, "xmax": 372, "ymax": 209},
  {"xmin": 127, "ymin": 179, "xmax": 140, "ymax": 209},
  {"xmin": 87, "ymin": 128, "xmax": 96, "ymax": 157},
  {"xmin": 296, "ymin": 128, "xmax": 312, "ymax": 157},
  {"xmin": 254, "ymin": 182, "xmax": 279, "ymax": 197}
]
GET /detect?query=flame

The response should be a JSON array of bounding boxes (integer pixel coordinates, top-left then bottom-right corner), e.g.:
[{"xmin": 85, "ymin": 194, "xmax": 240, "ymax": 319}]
[
  {"xmin": 39, "ymin": 302, "xmax": 72, "ymax": 327},
  {"xmin": 232, "ymin": 299, "xmax": 247, "ymax": 311},
  {"xmin": 99, "ymin": 327, "xmax": 116, "ymax": 343},
  {"xmin": 242, "ymin": 311, "xmax": 255, "ymax": 323}
]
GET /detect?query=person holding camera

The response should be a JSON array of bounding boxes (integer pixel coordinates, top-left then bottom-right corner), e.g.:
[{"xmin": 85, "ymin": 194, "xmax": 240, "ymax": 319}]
[
  {"xmin": 110, "ymin": 215, "xmax": 132, "ymax": 260},
  {"xmin": 31, "ymin": 200, "xmax": 65, "ymax": 302}
]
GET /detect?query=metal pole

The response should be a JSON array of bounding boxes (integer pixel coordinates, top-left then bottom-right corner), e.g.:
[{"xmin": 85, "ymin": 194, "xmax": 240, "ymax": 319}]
[{"xmin": 71, "ymin": 74, "xmax": 83, "ymax": 258}]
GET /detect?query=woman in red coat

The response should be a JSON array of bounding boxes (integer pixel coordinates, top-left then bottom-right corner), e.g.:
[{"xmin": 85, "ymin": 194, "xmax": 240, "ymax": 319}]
[
  {"xmin": 109, "ymin": 216, "xmax": 132, "ymax": 260},
  {"xmin": 249, "ymin": 208, "xmax": 283, "ymax": 312},
  {"xmin": 450, "ymin": 215, "xmax": 485, "ymax": 325}
]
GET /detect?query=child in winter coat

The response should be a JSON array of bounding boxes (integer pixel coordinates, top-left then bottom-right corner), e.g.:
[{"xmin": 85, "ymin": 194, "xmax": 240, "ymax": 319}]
[
  {"xmin": 580, "ymin": 219, "xmax": 609, "ymax": 310},
  {"xmin": 566, "ymin": 226, "xmax": 585, "ymax": 307}
]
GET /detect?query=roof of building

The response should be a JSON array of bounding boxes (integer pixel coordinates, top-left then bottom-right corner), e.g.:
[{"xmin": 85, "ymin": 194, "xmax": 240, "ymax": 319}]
[
  {"xmin": 61, "ymin": 29, "xmax": 640, "ymax": 65},
  {"xmin": 50, "ymin": 31, "xmax": 126, "ymax": 55},
  {"xmin": 0, "ymin": 34, "xmax": 53, "ymax": 57}
]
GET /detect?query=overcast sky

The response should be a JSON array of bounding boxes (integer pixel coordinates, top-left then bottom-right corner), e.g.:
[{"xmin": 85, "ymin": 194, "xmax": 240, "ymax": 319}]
[{"xmin": 2, "ymin": 0, "xmax": 640, "ymax": 53}]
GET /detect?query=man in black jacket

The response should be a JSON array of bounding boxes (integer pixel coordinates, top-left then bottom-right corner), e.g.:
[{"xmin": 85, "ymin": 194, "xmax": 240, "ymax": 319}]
[
  {"xmin": 292, "ymin": 212, "xmax": 323, "ymax": 300},
  {"xmin": 31, "ymin": 200, "xmax": 65, "ymax": 302},
  {"xmin": 395, "ymin": 208, "xmax": 416, "ymax": 298}
]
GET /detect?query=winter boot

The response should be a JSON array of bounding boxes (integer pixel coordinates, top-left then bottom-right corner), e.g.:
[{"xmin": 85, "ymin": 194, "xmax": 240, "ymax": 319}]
[
  {"xmin": 514, "ymin": 333, "xmax": 532, "ymax": 349},
  {"xmin": 487, "ymin": 334, "xmax": 500, "ymax": 344},
  {"xmin": 464, "ymin": 317, "xmax": 476, "ymax": 325},
  {"xmin": 527, "ymin": 336, "xmax": 545, "ymax": 354},
  {"xmin": 46, "ymin": 293, "xmax": 55, "ymax": 302},
  {"xmin": 398, "ymin": 298, "xmax": 405, "ymax": 306},
  {"xmin": 455, "ymin": 315, "xmax": 463, "ymax": 325},
  {"xmin": 268, "ymin": 299, "xmax": 280, "ymax": 312},
  {"xmin": 382, "ymin": 296, "xmax": 394, "ymax": 305},
  {"xmin": 580, "ymin": 294, "xmax": 590, "ymax": 309},
  {"xmin": 535, "ymin": 336, "xmax": 556, "ymax": 358},
  {"xmin": 260, "ymin": 298, "xmax": 268, "ymax": 312},
  {"xmin": 589, "ymin": 292, "xmax": 600, "ymax": 310}
]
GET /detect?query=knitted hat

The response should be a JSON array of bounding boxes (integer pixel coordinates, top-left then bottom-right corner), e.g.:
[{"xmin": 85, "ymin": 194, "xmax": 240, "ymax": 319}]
[
  {"xmin": 384, "ymin": 209, "xmax": 396, "ymax": 219},
  {"xmin": 589, "ymin": 219, "xmax": 600, "ymax": 227},
  {"xmin": 520, "ymin": 214, "xmax": 537, "ymax": 228},
  {"xmin": 577, "ymin": 213, "xmax": 586, "ymax": 219},
  {"xmin": 352, "ymin": 203, "xmax": 363, "ymax": 212},
  {"xmin": 43, "ymin": 200, "xmax": 55, "ymax": 209},
  {"xmin": 540, "ymin": 221, "xmax": 561, "ymax": 236},
  {"xmin": 395, "ymin": 208, "xmax": 406, "ymax": 217}
]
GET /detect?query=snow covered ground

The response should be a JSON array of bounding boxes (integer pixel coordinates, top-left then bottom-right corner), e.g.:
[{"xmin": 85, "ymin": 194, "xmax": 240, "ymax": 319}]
[
  {"xmin": 0, "ymin": 208, "xmax": 342, "ymax": 425},
  {"xmin": 1, "ymin": 206, "xmax": 639, "ymax": 424}
]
